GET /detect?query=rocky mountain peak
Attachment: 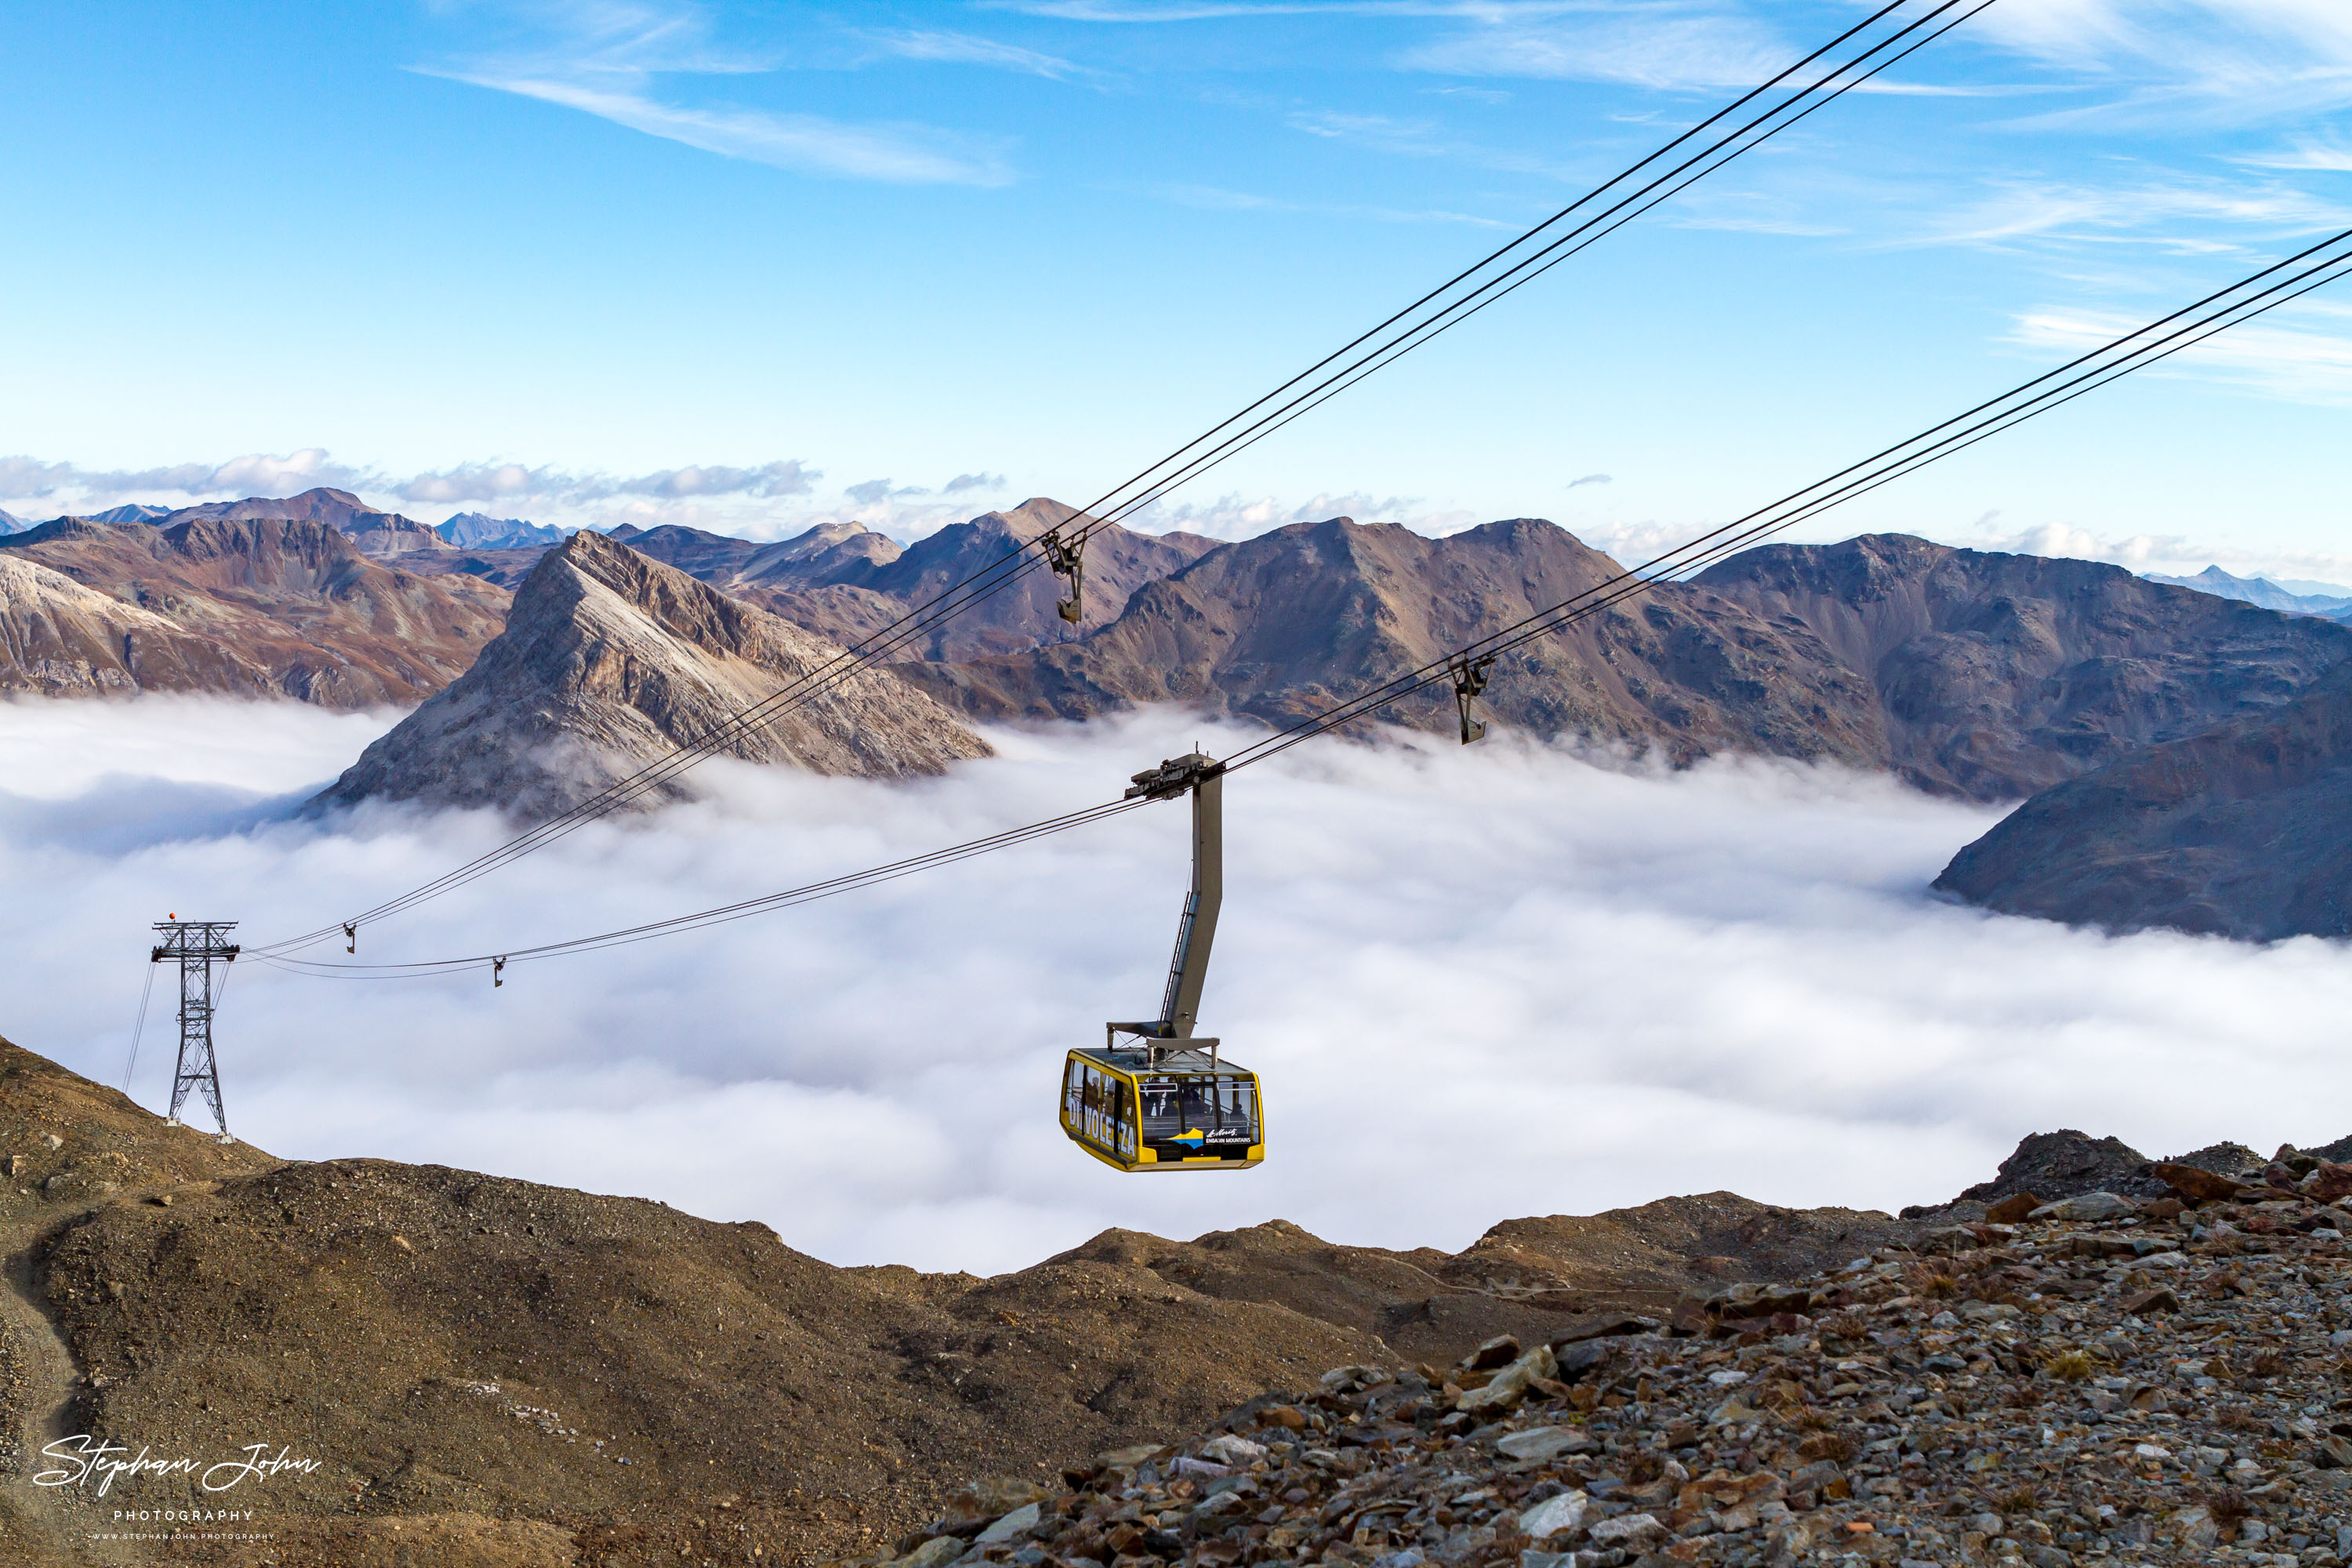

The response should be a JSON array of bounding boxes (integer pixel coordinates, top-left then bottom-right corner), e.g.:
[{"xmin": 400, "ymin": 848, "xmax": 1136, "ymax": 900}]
[
  {"xmin": 311, "ymin": 528, "xmax": 992, "ymax": 819},
  {"xmin": 170, "ymin": 485, "xmax": 377, "ymax": 526}
]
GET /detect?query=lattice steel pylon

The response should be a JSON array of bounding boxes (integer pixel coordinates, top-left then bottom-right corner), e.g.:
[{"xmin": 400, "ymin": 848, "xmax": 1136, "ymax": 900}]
[{"xmin": 149, "ymin": 920, "xmax": 239, "ymax": 1143}]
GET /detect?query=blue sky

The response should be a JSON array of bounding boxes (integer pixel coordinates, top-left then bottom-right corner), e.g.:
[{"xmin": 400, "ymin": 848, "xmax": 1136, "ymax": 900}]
[{"xmin": 2, "ymin": 1, "xmax": 2347, "ymax": 576}]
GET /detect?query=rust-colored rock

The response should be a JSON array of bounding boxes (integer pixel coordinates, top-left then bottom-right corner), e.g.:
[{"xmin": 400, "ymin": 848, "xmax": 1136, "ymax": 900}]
[
  {"xmin": 2151, "ymin": 1162, "xmax": 2249, "ymax": 1204},
  {"xmin": 1984, "ymin": 1192, "xmax": 2042, "ymax": 1224}
]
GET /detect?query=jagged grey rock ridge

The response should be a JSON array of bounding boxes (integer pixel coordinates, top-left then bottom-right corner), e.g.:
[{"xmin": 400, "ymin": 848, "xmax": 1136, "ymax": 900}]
[
  {"xmin": 1933, "ymin": 661, "xmax": 2352, "ymax": 940},
  {"xmin": 0, "ymin": 513, "xmax": 509, "ymax": 704},
  {"xmin": 310, "ymin": 529, "xmax": 993, "ymax": 819}
]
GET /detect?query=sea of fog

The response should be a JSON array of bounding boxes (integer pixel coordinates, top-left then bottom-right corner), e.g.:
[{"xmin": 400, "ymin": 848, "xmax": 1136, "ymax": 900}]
[{"xmin": 5, "ymin": 694, "xmax": 2350, "ymax": 1276}]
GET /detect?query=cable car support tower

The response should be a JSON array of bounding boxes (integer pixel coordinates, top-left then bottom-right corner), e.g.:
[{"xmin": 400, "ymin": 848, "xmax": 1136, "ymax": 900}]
[{"xmin": 151, "ymin": 920, "xmax": 239, "ymax": 1143}]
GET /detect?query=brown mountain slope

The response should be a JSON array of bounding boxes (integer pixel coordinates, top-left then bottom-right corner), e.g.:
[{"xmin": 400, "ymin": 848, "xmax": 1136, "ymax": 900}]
[
  {"xmin": 167, "ymin": 483, "xmax": 458, "ymax": 559},
  {"xmin": 822, "ymin": 499, "xmax": 1220, "ymax": 661},
  {"xmin": 0, "ymin": 1030, "xmax": 1962, "ymax": 1567},
  {"xmin": 1933, "ymin": 660, "xmax": 2352, "ymax": 939},
  {"xmin": 0, "ymin": 514, "xmax": 510, "ymax": 706},
  {"xmin": 0, "ymin": 551, "xmax": 267, "ymax": 699},
  {"xmin": 311, "ymin": 530, "xmax": 991, "ymax": 818},
  {"xmin": 167, "ymin": 485, "xmax": 391, "ymax": 530},
  {"xmin": 1692, "ymin": 533, "xmax": 2352, "ymax": 800},
  {"xmin": 906, "ymin": 516, "xmax": 1887, "ymax": 769},
  {"xmin": 907, "ymin": 521, "xmax": 2352, "ymax": 803}
]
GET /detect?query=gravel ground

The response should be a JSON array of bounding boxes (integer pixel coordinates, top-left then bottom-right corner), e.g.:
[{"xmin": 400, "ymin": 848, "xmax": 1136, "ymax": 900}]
[{"xmin": 863, "ymin": 1160, "xmax": 2352, "ymax": 1568}]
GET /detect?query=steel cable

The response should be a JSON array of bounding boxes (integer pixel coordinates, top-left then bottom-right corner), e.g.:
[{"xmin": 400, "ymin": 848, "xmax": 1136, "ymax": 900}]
[
  {"xmin": 122, "ymin": 963, "xmax": 157, "ymax": 1093},
  {"xmin": 253, "ymin": 233, "xmax": 2352, "ymax": 984},
  {"xmin": 254, "ymin": 796, "xmax": 1149, "ymax": 979},
  {"xmin": 253, "ymin": 0, "xmax": 1987, "ymax": 955},
  {"xmin": 1221, "ymin": 234, "xmax": 2352, "ymax": 771}
]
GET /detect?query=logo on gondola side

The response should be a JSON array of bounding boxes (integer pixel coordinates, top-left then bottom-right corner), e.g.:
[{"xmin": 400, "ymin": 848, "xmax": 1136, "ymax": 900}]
[{"xmin": 1080, "ymin": 1103, "xmax": 1136, "ymax": 1158}]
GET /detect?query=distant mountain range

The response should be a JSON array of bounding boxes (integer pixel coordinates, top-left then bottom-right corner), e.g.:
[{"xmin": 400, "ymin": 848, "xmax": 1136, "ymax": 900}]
[
  {"xmin": 13, "ymin": 484, "xmax": 2352, "ymax": 938},
  {"xmin": 2144, "ymin": 564, "xmax": 2352, "ymax": 617},
  {"xmin": 435, "ymin": 510, "xmax": 564, "ymax": 549},
  {"xmin": 0, "ymin": 509, "xmax": 507, "ymax": 704}
]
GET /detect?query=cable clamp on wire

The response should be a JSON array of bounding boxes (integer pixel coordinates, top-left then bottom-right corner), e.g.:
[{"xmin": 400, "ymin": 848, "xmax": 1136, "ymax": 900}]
[
  {"xmin": 1124, "ymin": 752, "xmax": 1224, "ymax": 801},
  {"xmin": 343, "ymin": 923, "xmax": 356, "ymax": 954},
  {"xmin": 1450, "ymin": 652, "xmax": 1497, "ymax": 745},
  {"xmin": 492, "ymin": 956, "xmax": 506, "ymax": 989},
  {"xmin": 1040, "ymin": 532, "xmax": 1086, "ymax": 624}
]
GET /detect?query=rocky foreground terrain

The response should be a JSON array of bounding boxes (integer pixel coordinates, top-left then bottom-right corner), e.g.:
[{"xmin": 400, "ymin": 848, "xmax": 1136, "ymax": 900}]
[
  {"xmin": 862, "ymin": 1158, "xmax": 2352, "ymax": 1568},
  {"xmin": 0, "ymin": 1029, "xmax": 2339, "ymax": 1568}
]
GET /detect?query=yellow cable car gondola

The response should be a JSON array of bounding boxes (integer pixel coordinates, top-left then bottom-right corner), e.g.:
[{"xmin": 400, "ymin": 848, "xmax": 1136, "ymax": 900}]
[{"xmin": 1061, "ymin": 751, "xmax": 1263, "ymax": 1172}]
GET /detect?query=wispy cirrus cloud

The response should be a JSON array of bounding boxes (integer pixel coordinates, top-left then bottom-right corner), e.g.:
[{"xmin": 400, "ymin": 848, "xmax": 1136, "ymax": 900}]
[
  {"xmin": 1159, "ymin": 179, "xmax": 1515, "ymax": 227},
  {"xmin": 1972, "ymin": 0, "xmax": 2352, "ymax": 123},
  {"xmin": 862, "ymin": 28, "xmax": 1080, "ymax": 79},
  {"xmin": 2008, "ymin": 296, "xmax": 2352, "ymax": 405},
  {"xmin": 419, "ymin": 2, "xmax": 1017, "ymax": 186},
  {"xmin": 1908, "ymin": 175, "xmax": 2352, "ymax": 255},
  {"xmin": 1401, "ymin": 7, "xmax": 1791, "ymax": 93},
  {"xmin": 2240, "ymin": 133, "xmax": 2352, "ymax": 173},
  {"xmin": 1282, "ymin": 107, "xmax": 1595, "ymax": 182},
  {"xmin": 444, "ymin": 74, "xmax": 1014, "ymax": 183}
]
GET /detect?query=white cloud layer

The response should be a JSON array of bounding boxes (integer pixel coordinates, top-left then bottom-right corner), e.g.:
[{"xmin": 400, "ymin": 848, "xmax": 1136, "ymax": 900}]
[
  {"xmin": 0, "ymin": 448, "xmax": 372, "ymax": 506},
  {"xmin": 11, "ymin": 697, "xmax": 2352, "ymax": 1277},
  {"xmin": 0, "ymin": 451, "xmax": 844, "ymax": 536}
]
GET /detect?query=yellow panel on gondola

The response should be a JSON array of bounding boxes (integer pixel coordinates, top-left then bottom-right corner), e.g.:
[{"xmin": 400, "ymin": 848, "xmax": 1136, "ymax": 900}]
[{"xmin": 1059, "ymin": 1044, "xmax": 1263, "ymax": 1173}]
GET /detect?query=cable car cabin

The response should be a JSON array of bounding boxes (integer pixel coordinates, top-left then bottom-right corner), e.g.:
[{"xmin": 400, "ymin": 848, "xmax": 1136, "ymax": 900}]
[
  {"xmin": 1068, "ymin": 750, "xmax": 1264, "ymax": 1171},
  {"xmin": 1061, "ymin": 1043, "xmax": 1263, "ymax": 1173}
]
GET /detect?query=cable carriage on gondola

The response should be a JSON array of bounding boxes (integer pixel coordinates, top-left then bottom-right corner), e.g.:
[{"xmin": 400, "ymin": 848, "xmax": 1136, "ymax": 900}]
[{"xmin": 1061, "ymin": 750, "xmax": 1264, "ymax": 1173}]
